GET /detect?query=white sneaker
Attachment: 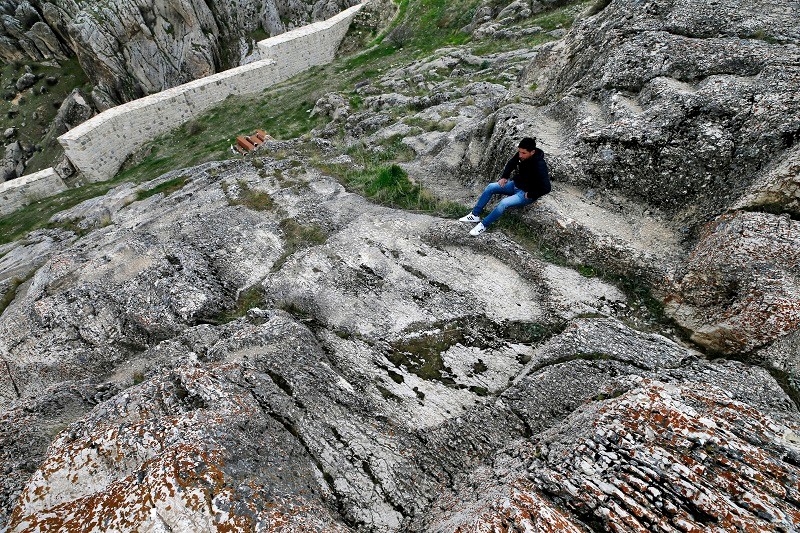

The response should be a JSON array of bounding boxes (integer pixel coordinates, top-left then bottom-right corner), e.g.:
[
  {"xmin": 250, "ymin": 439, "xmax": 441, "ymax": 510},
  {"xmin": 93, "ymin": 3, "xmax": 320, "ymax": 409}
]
[
  {"xmin": 469, "ymin": 222, "xmax": 486, "ymax": 236},
  {"xmin": 459, "ymin": 213, "xmax": 481, "ymax": 223}
]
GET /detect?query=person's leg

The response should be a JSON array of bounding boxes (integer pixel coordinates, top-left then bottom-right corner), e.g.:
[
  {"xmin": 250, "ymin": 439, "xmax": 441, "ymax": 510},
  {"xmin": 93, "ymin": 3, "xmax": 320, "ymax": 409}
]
[
  {"xmin": 472, "ymin": 180, "xmax": 515, "ymax": 216},
  {"xmin": 481, "ymin": 190, "xmax": 534, "ymax": 227}
]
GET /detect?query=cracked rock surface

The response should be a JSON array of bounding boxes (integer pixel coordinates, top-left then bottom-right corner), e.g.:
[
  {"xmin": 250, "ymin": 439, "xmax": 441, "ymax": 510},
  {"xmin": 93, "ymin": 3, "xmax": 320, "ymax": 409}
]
[
  {"xmin": 2, "ymin": 158, "xmax": 799, "ymax": 531},
  {"xmin": 2, "ymin": 0, "xmax": 800, "ymax": 530},
  {"xmin": 0, "ymin": 0, "xmax": 358, "ymax": 106}
]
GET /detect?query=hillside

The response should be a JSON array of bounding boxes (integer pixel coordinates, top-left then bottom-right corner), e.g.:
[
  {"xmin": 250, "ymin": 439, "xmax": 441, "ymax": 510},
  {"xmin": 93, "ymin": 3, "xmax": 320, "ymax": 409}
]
[{"xmin": 1, "ymin": 0, "xmax": 799, "ymax": 531}]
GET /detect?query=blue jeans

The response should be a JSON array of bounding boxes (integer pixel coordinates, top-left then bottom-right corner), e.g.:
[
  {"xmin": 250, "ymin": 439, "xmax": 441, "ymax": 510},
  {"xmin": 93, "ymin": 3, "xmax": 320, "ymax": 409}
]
[{"xmin": 472, "ymin": 180, "xmax": 534, "ymax": 227}]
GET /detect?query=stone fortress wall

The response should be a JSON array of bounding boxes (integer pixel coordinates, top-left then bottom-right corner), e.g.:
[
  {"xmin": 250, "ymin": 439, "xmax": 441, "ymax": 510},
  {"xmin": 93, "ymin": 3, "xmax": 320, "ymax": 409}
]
[{"xmin": 0, "ymin": 2, "xmax": 364, "ymax": 216}]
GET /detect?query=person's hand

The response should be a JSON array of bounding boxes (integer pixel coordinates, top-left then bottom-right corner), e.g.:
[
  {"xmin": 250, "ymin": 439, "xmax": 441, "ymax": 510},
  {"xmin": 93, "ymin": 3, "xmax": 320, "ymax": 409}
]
[{"xmin": 498, "ymin": 178, "xmax": 508, "ymax": 187}]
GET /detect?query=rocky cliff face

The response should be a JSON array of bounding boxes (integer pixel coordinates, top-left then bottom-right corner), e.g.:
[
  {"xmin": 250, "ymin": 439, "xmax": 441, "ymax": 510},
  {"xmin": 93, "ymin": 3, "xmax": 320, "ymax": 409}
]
[
  {"xmin": 1, "ymin": 0, "xmax": 799, "ymax": 531},
  {"xmin": 0, "ymin": 0, "xmax": 357, "ymax": 108}
]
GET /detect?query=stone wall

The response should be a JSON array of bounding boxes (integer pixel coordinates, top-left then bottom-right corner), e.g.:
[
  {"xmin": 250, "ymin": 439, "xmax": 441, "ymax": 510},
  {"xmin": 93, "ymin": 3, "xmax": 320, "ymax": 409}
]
[
  {"xmin": 0, "ymin": 169, "xmax": 67, "ymax": 217},
  {"xmin": 56, "ymin": 3, "xmax": 364, "ymax": 184}
]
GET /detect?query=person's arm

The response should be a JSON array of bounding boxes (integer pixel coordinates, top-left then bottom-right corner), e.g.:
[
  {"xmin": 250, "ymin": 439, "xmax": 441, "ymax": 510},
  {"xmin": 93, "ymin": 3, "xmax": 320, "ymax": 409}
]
[{"xmin": 498, "ymin": 155, "xmax": 517, "ymax": 185}]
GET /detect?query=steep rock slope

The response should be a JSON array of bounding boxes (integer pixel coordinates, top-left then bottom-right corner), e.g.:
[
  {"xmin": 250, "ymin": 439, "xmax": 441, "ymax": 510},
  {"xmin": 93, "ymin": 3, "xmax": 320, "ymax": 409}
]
[
  {"xmin": 339, "ymin": 0, "xmax": 800, "ymax": 356},
  {"xmin": 0, "ymin": 0, "xmax": 357, "ymax": 107}
]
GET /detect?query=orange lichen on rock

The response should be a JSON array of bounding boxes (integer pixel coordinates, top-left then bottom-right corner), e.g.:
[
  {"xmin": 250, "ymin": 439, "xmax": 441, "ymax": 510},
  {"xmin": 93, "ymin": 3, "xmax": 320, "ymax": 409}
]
[{"xmin": 527, "ymin": 380, "xmax": 800, "ymax": 532}]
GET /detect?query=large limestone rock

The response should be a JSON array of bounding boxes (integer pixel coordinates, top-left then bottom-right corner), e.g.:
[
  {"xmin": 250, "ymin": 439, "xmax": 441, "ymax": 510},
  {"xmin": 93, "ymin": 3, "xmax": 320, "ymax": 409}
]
[
  {"xmin": 521, "ymin": 0, "xmax": 800, "ymax": 227},
  {"xmin": 0, "ymin": 141, "xmax": 26, "ymax": 183},
  {"xmin": 665, "ymin": 210, "xmax": 800, "ymax": 355}
]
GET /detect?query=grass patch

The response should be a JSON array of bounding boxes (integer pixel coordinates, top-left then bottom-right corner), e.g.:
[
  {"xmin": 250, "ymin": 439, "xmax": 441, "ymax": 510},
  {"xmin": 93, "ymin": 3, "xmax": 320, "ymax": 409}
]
[
  {"xmin": 1, "ymin": 56, "xmax": 91, "ymax": 174},
  {"xmin": 388, "ymin": 325, "xmax": 462, "ymax": 384},
  {"xmin": 609, "ymin": 274, "xmax": 665, "ymax": 319},
  {"xmin": 402, "ymin": 116, "xmax": 457, "ymax": 132},
  {"xmin": 469, "ymin": 0, "xmax": 588, "ymax": 55},
  {"xmin": 136, "ymin": 175, "xmax": 189, "ymax": 200},
  {"xmin": 0, "ymin": 275, "xmax": 32, "ymax": 317},
  {"xmin": 217, "ymin": 285, "xmax": 267, "ymax": 323},
  {"xmin": 746, "ymin": 29, "xmax": 780, "ymax": 44},
  {"xmin": 386, "ymin": 318, "xmax": 554, "ymax": 387},
  {"xmin": 0, "ymin": 175, "xmax": 131, "ymax": 245},
  {"xmin": 271, "ymin": 218, "xmax": 328, "ymax": 272},
  {"xmin": 224, "ymin": 180, "xmax": 275, "ymax": 210},
  {"xmin": 318, "ymin": 137, "xmax": 465, "ymax": 217}
]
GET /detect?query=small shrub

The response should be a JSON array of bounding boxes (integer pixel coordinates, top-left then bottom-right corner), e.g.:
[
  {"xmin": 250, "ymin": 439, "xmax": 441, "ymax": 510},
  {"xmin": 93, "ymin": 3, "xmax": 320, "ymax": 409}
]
[
  {"xmin": 184, "ymin": 120, "xmax": 206, "ymax": 136},
  {"xmin": 349, "ymin": 94, "xmax": 363, "ymax": 109}
]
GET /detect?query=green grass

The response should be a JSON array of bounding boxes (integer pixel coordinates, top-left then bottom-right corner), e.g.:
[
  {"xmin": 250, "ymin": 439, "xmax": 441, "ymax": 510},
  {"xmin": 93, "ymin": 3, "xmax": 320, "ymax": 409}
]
[
  {"xmin": 0, "ymin": 176, "xmax": 129, "ymax": 245},
  {"xmin": 136, "ymin": 175, "xmax": 189, "ymax": 200},
  {"xmin": 217, "ymin": 285, "xmax": 267, "ymax": 323},
  {"xmin": 271, "ymin": 218, "xmax": 329, "ymax": 272},
  {"xmin": 2, "ymin": 56, "xmax": 91, "ymax": 174},
  {"xmin": 223, "ymin": 180, "xmax": 275, "ymax": 210},
  {"xmin": 316, "ymin": 138, "xmax": 465, "ymax": 217},
  {"xmin": 468, "ymin": 0, "xmax": 589, "ymax": 55}
]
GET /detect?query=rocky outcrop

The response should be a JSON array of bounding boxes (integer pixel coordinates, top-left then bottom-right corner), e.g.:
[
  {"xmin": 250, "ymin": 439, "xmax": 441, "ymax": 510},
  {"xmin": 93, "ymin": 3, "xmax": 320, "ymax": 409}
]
[
  {"xmin": 666, "ymin": 210, "xmax": 800, "ymax": 355},
  {"xmin": 521, "ymin": 0, "xmax": 800, "ymax": 227},
  {"xmin": 0, "ymin": 0, "xmax": 358, "ymax": 107},
  {"xmin": 734, "ymin": 144, "xmax": 800, "ymax": 218},
  {"xmin": 428, "ymin": 378, "xmax": 800, "ymax": 532},
  {"xmin": 1, "ymin": 0, "xmax": 799, "ymax": 530},
  {"xmin": 0, "ymin": 141, "xmax": 26, "ymax": 183},
  {"xmin": 49, "ymin": 88, "xmax": 94, "ymax": 138}
]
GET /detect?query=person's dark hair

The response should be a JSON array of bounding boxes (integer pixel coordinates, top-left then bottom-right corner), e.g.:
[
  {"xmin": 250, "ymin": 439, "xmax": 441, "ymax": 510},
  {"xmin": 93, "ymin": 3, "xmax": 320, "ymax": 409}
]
[{"xmin": 518, "ymin": 137, "xmax": 537, "ymax": 151}]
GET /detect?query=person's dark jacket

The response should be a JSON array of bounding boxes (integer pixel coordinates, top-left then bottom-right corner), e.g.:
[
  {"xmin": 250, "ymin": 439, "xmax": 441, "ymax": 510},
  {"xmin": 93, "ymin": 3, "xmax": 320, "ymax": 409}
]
[{"xmin": 500, "ymin": 149, "xmax": 551, "ymax": 199}]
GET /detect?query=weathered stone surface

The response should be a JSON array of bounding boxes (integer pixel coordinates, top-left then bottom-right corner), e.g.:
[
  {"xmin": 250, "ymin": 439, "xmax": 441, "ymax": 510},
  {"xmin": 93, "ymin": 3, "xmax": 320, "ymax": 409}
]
[
  {"xmin": 522, "ymin": 0, "xmax": 800, "ymax": 227},
  {"xmin": 2, "ymin": 0, "xmax": 800, "ymax": 529},
  {"xmin": 49, "ymin": 87, "xmax": 94, "ymax": 137},
  {"xmin": 0, "ymin": 0, "xmax": 357, "ymax": 105},
  {"xmin": 0, "ymin": 141, "xmax": 25, "ymax": 183},
  {"xmin": 666, "ymin": 210, "xmax": 800, "ymax": 355},
  {"xmin": 429, "ymin": 378, "xmax": 800, "ymax": 532},
  {"xmin": 735, "ymin": 144, "xmax": 800, "ymax": 218}
]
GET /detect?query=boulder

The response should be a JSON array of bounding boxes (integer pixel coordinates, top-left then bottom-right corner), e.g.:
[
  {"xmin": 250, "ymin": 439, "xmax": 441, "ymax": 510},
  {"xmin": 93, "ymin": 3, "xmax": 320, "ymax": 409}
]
[
  {"xmin": 0, "ymin": 141, "xmax": 25, "ymax": 182},
  {"xmin": 50, "ymin": 88, "xmax": 94, "ymax": 137},
  {"xmin": 666, "ymin": 211, "xmax": 800, "ymax": 355},
  {"xmin": 13, "ymin": 71, "xmax": 35, "ymax": 91},
  {"xmin": 25, "ymin": 20, "xmax": 67, "ymax": 60}
]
